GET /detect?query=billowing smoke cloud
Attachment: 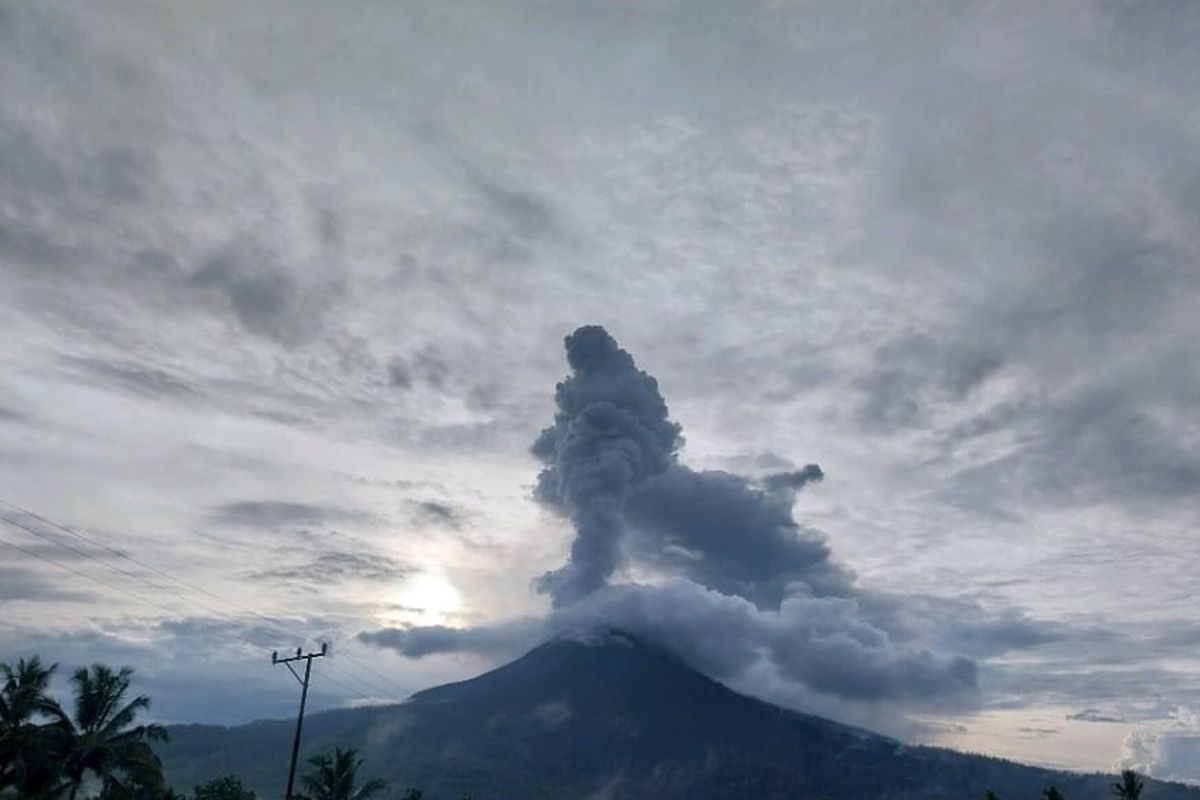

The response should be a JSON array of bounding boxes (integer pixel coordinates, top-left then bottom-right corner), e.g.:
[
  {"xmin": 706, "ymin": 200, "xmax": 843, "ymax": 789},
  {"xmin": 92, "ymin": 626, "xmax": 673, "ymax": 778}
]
[
  {"xmin": 625, "ymin": 464, "xmax": 851, "ymax": 609},
  {"xmin": 531, "ymin": 325, "xmax": 682, "ymax": 606},
  {"xmin": 553, "ymin": 582, "xmax": 978, "ymax": 709},
  {"xmin": 358, "ymin": 619, "xmax": 543, "ymax": 659},
  {"xmin": 361, "ymin": 326, "xmax": 1036, "ymax": 713},
  {"xmin": 530, "ymin": 328, "xmax": 846, "ymax": 610},
  {"xmin": 1118, "ymin": 707, "xmax": 1200, "ymax": 786}
]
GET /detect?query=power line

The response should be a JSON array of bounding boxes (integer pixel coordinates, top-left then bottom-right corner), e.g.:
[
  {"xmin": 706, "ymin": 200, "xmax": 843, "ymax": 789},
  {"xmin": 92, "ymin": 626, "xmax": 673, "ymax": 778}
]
[
  {"xmin": 0, "ymin": 501, "xmax": 405, "ymax": 696},
  {"xmin": 0, "ymin": 514, "xmax": 392, "ymax": 700},
  {"xmin": 1, "ymin": 499, "xmax": 408, "ymax": 698},
  {"xmin": 0, "ymin": 531, "xmax": 374, "ymax": 703},
  {"xmin": 273, "ymin": 646, "xmax": 327, "ymax": 800},
  {"xmin": 0, "ymin": 513, "xmax": 399, "ymax": 702}
]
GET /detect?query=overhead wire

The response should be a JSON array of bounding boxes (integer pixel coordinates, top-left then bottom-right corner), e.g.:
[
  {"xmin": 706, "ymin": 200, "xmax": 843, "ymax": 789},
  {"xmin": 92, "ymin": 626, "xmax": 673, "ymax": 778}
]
[
  {"xmin": 0, "ymin": 528, "xmax": 375, "ymax": 703},
  {"xmin": 0, "ymin": 526, "xmax": 379, "ymax": 703},
  {"xmin": 1, "ymin": 500, "xmax": 406, "ymax": 697},
  {"xmin": 0, "ymin": 505, "xmax": 407, "ymax": 702},
  {"xmin": 1, "ymin": 500, "xmax": 407, "ymax": 694}
]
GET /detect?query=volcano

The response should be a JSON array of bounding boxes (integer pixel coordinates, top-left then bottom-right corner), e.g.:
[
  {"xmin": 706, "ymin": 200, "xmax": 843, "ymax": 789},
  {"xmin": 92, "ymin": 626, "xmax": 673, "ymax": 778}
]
[{"xmin": 160, "ymin": 631, "xmax": 1200, "ymax": 799}]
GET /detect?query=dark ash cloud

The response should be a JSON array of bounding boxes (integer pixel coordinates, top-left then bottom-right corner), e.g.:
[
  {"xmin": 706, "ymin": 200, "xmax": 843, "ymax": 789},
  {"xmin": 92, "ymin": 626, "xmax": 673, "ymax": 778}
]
[
  {"xmin": 361, "ymin": 326, "xmax": 1005, "ymax": 712},
  {"xmin": 531, "ymin": 325, "xmax": 683, "ymax": 606},
  {"xmin": 760, "ymin": 463, "xmax": 825, "ymax": 494},
  {"xmin": 625, "ymin": 465, "xmax": 852, "ymax": 609}
]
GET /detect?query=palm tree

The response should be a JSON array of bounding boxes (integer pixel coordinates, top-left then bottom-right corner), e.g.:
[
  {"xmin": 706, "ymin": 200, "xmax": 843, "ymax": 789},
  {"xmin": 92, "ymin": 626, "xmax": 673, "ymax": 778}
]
[
  {"xmin": 297, "ymin": 748, "xmax": 385, "ymax": 800},
  {"xmin": 1, "ymin": 657, "xmax": 70, "ymax": 796},
  {"xmin": 1113, "ymin": 769, "xmax": 1144, "ymax": 800},
  {"xmin": 60, "ymin": 664, "xmax": 167, "ymax": 800}
]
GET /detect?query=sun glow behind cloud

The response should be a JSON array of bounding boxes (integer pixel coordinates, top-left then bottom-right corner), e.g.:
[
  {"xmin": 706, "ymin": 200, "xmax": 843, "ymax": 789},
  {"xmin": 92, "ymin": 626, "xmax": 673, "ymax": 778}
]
[{"xmin": 390, "ymin": 574, "xmax": 463, "ymax": 625}]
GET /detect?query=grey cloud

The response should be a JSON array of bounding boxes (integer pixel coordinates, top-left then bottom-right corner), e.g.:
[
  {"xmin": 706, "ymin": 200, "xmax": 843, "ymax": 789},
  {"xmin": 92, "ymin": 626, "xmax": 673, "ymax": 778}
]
[
  {"xmin": 470, "ymin": 172, "xmax": 558, "ymax": 241},
  {"xmin": 247, "ymin": 551, "xmax": 413, "ymax": 584},
  {"xmin": 407, "ymin": 500, "xmax": 465, "ymax": 529},
  {"xmin": 1017, "ymin": 726, "xmax": 1059, "ymax": 738},
  {"xmin": 464, "ymin": 382, "xmax": 503, "ymax": 412},
  {"xmin": 364, "ymin": 581, "xmax": 981, "ymax": 711},
  {"xmin": 941, "ymin": 376, "xmax": 1200, "ymax": 510},
  {"xmin": 411, "ymin": 420, "xmax": 513, "ymax": 451},
  {"xmin": 856, "ymin": 333, "xmax": 1004, "ymax": 433},
  {"xmin": 387, "ymin": 346, "xmax": 449, "ymax": 390},
  {"xmin": 60, "ymin": 355, "xmax": 201, "ymax": 400},
  {"xmin": 0, "ymin": 404, "xmax": 29, "ymax": 424},
  {"xmin": 358, "ymin": 619, "xmax": 543, "ymax": 659},
  {"xmin": 854, "ymin": 594, "xmax": 1066, "ymax": 659},
  {"xmin": 1067, "ymin": 708, "xmax": 1124, "ymax": 723},
  {"xmin": 0, "ymin": 566, "xmax": 95, "ymax": 603},
  {"xmin": 78, "ymin": 148, "xmax": 149, "ymax": 203},
  {"xmin": 209, "ymin": 501, "xmax": 374, "ymax": 528},
  {"xmin": 0, "ymin": 123, "xmax": 69, "ymax": 198},
  {"xmin": 189, "ymin": 249, "xmax": 307, "ymax": 342},
  {"xmin": 0, "ymin": 218, "xmax": 77, "ymax": 271}
]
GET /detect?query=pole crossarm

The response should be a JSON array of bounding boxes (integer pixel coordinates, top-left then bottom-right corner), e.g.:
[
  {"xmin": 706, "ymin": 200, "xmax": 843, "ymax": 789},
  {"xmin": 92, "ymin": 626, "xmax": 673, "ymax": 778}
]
[{"xmin": 272, "ymin": 644, "xmax": 328, "ymax": 800}]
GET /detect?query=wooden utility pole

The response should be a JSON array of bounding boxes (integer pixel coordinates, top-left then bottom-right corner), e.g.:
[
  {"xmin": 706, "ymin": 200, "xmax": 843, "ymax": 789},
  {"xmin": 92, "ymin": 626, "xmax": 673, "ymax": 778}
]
[{"xmin": 272, "ymin": 644, "xmax": 327, "ymax": 800}]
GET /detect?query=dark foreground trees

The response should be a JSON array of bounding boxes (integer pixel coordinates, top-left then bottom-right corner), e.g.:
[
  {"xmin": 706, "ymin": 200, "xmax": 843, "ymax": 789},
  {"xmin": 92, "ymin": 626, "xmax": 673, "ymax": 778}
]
[
  {"xmin": 1113, "ymin": 769, "xmax": 1144, "ymax": 800},
  {"xmin": 1, "ymin": 657, "xmax": 68, "ymax": 798},
  {"xmin": 1, "ymin": 658, "xmax": 166, "ymax": 800},
  {"xmin": 295, "ymin": 748, "xmax": 384, "ymax": 800},
  {"xmin": 192, "ymin": 776, "xmax": 255, "ymax": 800},
  {"xmin": 4, "ymin": 653, "xmax": 1159, "ymax": 800}
]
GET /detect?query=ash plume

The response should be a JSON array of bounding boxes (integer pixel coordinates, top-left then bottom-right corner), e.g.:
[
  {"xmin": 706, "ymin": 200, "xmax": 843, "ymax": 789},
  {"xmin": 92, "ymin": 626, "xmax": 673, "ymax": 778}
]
[{"xmin": 531, "ymin": 325, "xmax": 682, "ymax": 606}]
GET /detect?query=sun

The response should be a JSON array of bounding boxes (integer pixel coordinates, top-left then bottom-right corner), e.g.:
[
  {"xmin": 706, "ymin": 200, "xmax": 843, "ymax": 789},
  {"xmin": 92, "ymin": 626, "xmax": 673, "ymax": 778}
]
[{"xmin": 394, "ymin": 574, "xmax": 463, "ymax": 624}]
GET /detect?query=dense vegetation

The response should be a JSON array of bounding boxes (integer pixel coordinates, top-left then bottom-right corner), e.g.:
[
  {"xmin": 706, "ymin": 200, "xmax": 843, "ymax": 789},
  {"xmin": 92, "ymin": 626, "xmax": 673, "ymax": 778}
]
[
  {"xmin": 0, "ymin": 658, "xmax": 395, "ymax": 800},
  {"xmin": 0, "ymin": 651, "xmax": 1182, "ymax": 800}
]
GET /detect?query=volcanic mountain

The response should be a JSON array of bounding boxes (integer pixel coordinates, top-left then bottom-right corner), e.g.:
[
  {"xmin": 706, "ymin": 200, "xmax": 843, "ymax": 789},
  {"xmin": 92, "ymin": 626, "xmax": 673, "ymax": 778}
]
[{"xmin": 160, "ymin": 631, "xmax": 1199, "ymax": 799}]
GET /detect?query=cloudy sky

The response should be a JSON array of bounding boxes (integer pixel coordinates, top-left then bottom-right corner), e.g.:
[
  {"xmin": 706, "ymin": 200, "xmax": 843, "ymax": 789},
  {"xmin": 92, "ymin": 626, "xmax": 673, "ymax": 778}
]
[{"xmin": 2, "ymin": 0, "xmax": 1199, "ymax": 783}]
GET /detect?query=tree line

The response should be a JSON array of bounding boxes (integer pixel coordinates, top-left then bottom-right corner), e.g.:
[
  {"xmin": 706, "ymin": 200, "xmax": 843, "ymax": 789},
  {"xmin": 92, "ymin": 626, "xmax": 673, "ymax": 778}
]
[
  {"xmin": 2, "ymin": 655, "xmax": 1152, "ymax": 800},
  {"xmin": 0, "ymin": 657, "xmax": 397, "ymax": 800},
  {"xmin": 982, "ymin": 775, "xmax": 1144, "ymax": 800}
]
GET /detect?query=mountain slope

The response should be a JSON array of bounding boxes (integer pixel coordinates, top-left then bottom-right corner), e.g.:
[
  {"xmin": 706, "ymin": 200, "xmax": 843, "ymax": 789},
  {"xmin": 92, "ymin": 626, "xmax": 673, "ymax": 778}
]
[{"xmin": 160, "ymin": 631, "xmax": 1199, "ymax": 800}]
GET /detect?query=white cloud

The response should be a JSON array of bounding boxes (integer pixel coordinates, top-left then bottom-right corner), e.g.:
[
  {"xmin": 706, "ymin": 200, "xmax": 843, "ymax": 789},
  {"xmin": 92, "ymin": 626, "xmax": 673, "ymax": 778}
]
[{"xmin": 1119, "ymin": 708, "xmax": 1200, "ymax": 786}]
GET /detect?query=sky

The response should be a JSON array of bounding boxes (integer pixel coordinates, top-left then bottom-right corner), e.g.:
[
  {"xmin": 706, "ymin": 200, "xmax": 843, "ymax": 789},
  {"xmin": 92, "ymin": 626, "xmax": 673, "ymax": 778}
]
[{"xmin": 1, "ymin": 0, "xmax": 1199, "ymax": 783}]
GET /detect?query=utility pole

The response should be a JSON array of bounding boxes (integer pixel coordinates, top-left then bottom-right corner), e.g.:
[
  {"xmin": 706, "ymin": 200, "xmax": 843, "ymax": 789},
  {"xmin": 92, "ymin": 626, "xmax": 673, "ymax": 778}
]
[{"xmin": 272, "ymin": 644, "xmax": 327, "ymax": 800}]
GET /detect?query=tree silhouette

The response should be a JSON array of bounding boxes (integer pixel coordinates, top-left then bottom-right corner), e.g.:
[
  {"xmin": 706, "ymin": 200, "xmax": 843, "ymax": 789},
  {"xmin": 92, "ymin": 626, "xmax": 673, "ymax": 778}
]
[
  {"xmin": 1042, "ymin": 786, "xmax": 1065, "ymax": 800},
  {"xmin": 194, "ymin": 775, "xmax": 258, "ymax": 800},
  {"xmin": 1113, "ymin": 769, "xmax": 1144, "ymax": 800},
  {"xmin": 297, "ymin": 748, "xmax": 385, "ymax": 800},
  {"xmin": 61, "ymin": 664, "xmax": 168, "ymax": 800},
  {"xmin": 0, "ymin": 656, "xmax": 70, "ymax": 796}
]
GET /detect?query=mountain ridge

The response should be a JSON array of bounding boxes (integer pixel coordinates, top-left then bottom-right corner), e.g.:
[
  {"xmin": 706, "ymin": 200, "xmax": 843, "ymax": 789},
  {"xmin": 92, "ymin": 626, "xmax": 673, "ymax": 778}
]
[{"xmin": 159, "ymin": 631, "xmax": 1200, "ymax": 799}]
